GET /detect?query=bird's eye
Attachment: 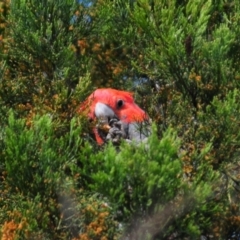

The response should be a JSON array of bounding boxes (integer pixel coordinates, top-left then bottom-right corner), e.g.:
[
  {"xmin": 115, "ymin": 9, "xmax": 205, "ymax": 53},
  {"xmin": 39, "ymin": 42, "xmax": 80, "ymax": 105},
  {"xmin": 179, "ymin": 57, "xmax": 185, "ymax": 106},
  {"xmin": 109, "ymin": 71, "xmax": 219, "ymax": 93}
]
[{"xmin": 117, "ymin": 99, "xmax": 124, "ymax": 108}]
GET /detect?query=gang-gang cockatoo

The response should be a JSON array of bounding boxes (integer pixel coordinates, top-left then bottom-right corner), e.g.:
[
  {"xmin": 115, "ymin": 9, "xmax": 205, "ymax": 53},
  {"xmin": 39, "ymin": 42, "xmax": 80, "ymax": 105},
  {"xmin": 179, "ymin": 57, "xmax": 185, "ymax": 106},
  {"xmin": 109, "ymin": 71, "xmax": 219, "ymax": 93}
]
[{"xmin": 78, "ymin": 88, "xmax": 151, "ymax": 145}]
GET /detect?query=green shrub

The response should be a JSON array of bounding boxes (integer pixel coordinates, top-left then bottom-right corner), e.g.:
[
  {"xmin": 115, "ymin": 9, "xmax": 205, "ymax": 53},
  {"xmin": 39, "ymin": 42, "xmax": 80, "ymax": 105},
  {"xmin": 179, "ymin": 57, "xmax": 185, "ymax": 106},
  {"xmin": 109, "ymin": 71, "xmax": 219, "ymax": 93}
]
[{"xmin": 4, "ymin": 112, "xmax": 82, "ymax": 197}]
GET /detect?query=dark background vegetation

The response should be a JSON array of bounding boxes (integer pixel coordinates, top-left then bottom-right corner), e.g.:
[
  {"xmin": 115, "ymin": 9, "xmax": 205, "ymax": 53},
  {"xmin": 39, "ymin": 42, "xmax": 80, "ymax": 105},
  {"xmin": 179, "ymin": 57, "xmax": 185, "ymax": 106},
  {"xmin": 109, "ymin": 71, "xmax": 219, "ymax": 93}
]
[{"xmin": 1, "ymin": 0, "xmax": 240, "ymax": 239}]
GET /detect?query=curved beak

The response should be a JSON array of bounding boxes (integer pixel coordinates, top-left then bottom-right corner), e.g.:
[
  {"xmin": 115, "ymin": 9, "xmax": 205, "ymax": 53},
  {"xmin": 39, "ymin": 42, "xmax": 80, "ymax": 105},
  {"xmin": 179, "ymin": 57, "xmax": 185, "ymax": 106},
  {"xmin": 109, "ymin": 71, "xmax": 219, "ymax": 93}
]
[{"xmin": 94, "ymin": 102, "xmax": 117, "ymax": 124}]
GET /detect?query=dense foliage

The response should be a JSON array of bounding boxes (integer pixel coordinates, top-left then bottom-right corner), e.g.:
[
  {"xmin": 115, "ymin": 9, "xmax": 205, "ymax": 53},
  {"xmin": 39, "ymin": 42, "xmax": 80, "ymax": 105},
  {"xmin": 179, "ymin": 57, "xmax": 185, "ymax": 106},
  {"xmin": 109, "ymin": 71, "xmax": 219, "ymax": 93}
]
[{"xmin": 1, "ymin": 0, "xmax": 240, "ymax": 239}]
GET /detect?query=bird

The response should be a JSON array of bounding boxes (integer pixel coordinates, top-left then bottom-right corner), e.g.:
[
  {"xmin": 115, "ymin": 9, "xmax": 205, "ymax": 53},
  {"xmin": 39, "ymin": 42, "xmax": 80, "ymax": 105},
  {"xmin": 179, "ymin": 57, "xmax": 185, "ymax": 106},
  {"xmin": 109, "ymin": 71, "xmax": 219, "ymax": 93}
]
[{"xmin": 78, "ymin": 88, "xmax": 151, "ymax": 145}]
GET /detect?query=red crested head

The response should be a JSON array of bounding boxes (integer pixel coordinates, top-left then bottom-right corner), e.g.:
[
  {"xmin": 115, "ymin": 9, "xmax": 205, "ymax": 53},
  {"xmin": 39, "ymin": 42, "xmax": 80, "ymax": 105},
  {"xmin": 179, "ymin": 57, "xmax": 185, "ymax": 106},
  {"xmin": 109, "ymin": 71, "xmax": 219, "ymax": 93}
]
[
  {"xmin": 79, "ymin": 88, "xmax": 148, "ymax": 123},
  {"xmin": 78, "ymin": 88, "xmax": 149, "ymax": 145}
]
